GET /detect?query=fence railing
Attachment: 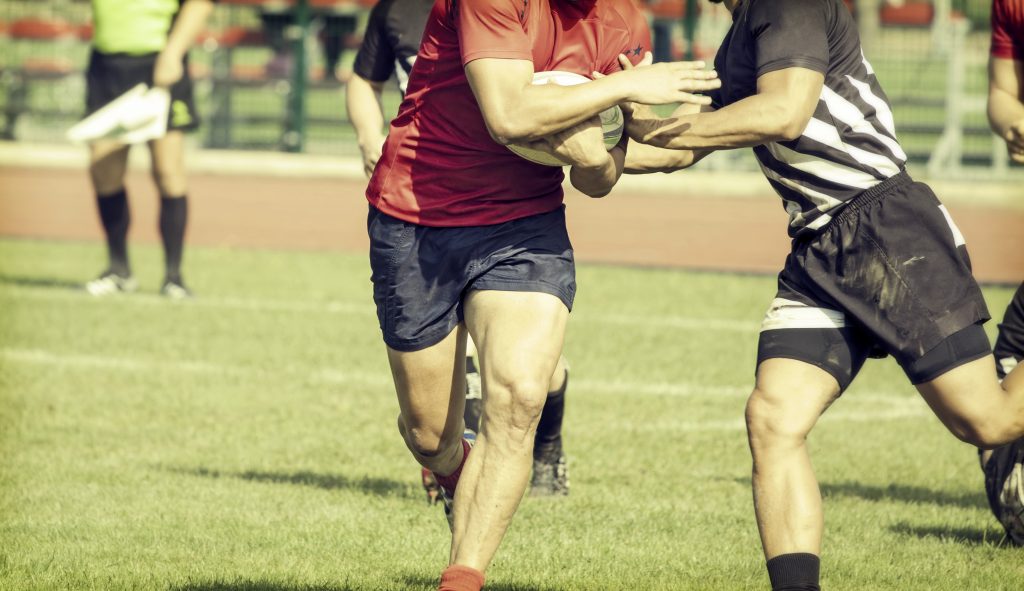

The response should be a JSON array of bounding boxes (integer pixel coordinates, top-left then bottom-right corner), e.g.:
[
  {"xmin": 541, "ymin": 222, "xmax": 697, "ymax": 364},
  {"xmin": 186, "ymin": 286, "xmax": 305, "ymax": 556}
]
[{"xmin": 0, "ymin": 0, "xmax": 1018, "ymax": 178}]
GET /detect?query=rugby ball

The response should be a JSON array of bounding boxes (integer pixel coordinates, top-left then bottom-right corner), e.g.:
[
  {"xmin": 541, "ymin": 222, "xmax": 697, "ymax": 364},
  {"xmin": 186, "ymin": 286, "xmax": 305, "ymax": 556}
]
[{"xmin": 507, "ymin": 71, "xmax": 624, "ymax": 167}]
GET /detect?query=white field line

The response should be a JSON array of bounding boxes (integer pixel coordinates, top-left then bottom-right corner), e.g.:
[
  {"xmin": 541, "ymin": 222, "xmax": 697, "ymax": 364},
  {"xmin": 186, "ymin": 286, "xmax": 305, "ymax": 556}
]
[
  {"xmin": 1, "ymin": 347, "xmax": 926, "ymax": 429},
  {"xmin": 630, "ymin": 406, "xmax": 929, "ymax": 433},
  {"xmin": 0, "ymin": 285, "xmax": 760, "ymax": 332}
]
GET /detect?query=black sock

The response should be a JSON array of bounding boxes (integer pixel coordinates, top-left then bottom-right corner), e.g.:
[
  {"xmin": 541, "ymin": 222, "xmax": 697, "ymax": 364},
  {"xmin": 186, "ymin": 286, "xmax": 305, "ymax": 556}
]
[
  {"xmin": 533, "ymin": 369, "xmax": 568, "ymax": 463},
  {"xmin": 96, "ymin": 189, "xmax": 131, "ymax": 276},
  {"xmin": 159, "ymin": 195, "xmax": 188, "ymax": 284},
  {"xmin": 766, "ymin": 553, "xmax": 820, "ymax": 591}
]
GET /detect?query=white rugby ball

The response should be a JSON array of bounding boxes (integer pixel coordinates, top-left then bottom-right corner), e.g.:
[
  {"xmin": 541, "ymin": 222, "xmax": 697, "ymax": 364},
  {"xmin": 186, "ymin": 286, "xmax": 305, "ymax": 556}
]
[{"xmin": 507, "ymin": 71, "xmax": 625, "ymax": 167}]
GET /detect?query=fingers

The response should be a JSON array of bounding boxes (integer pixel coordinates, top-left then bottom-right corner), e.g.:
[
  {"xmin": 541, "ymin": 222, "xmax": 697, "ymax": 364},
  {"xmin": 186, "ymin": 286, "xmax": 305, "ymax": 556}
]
[{"xmin": 617, "ymin": 51, "xmax": 653, "ymax": 71}]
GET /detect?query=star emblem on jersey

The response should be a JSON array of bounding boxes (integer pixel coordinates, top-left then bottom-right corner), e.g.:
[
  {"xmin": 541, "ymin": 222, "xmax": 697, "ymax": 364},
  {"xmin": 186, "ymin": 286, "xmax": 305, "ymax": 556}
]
[{"xmin": 632, "ymin": 45, "xmax": 643, "ymax": 56}]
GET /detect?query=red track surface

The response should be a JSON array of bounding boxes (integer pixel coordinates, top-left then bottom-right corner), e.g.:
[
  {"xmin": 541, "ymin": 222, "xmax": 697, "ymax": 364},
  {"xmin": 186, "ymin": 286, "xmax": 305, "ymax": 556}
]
[{"xmin": 1, "ymin": 165, "xmax": 1021, "ymax": 283}]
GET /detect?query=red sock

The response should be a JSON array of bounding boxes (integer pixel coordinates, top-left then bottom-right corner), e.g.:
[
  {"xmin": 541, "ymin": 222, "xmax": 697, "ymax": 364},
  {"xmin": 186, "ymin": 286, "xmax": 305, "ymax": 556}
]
[
  {"xmin": 438, "ymin": 564, "xmax": 485, "ymax": 591},
  {"xmin": 434, "ymin": 438, "xmax": 470, "ymax": 493}
]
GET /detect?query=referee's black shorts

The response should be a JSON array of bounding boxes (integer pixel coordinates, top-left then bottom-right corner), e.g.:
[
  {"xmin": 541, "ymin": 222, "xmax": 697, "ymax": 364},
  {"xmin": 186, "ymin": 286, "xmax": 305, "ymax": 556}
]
[
  {"xmin": 85, "ymin": 49, "xmax": 200, "ymax": 132},
  {"xmin": 756, "ymin": 171, "xmax": 992, "ymax": 390}
]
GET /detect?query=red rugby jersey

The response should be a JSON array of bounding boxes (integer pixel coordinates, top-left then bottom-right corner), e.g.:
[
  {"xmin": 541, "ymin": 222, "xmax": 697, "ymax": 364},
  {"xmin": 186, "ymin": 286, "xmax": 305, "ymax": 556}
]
[
  {"xmin": 366, "ymin": 0, "xmax": 651, "ymax": 227},
  {"xmin": 992, "ymin": 0, "xmax": 1024, "ymax": 59}
]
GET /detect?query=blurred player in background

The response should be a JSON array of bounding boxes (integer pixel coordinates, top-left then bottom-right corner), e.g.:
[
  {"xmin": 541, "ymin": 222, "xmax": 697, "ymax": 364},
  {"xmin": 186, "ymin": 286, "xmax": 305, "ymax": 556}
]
[
  {"xmin": 83, "ymin": 0, "xmax": 214, "ymax": 299},
  {"xmin": 981, "ymin": 0, "xmax": 1024, "ymax": 546},
  {"xmin": 364, "ymin": 0, "xmax": 718, "ymax": 589},
  {"xmin": 346, "ymin": 0, "xmax": 573, "ymax": 501},
  {"xmin": 620, "ymin": 0, "xmax": 1024, "ymax": 587}
]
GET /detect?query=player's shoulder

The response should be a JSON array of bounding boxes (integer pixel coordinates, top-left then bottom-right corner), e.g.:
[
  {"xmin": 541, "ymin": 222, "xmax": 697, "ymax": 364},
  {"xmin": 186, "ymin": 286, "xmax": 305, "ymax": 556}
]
[
  {"xmin": 604, "ymin": 0, "xmax": 648, "ymax": 28},
  {"xmin": 745, "ymin": 0, "xmax": 831, "ymax": 18}
]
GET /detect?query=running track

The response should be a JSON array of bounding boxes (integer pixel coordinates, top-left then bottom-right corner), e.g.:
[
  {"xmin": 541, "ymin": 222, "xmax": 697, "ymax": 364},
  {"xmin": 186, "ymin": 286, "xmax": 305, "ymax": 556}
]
[{"xmin": 0, "ymin": 165, "xmax": 1021, "ymax": 284}]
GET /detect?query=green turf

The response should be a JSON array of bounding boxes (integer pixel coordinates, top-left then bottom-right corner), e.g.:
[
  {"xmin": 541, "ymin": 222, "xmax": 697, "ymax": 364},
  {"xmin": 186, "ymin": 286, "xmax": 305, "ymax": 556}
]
[{"xmin": 0, "ymin": 238, "xmax": 1020, "ymax": 591}]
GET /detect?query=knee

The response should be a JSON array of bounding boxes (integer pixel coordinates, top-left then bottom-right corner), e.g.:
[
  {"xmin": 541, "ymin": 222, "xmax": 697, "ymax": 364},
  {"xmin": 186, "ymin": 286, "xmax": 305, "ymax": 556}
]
[
  {"xmin": 153, "ymin": 167, "xmax": 187, "ymax": 197},
  {"xmin": 397, "ymin": 414, "xmax": 451, "ymax": 458},
  {"xmin": 484, "ymin": 372, "xmax": 548, "ymax": 436},
  {"xmin": 90, "ymin": 162, "xmax": 125, "ymax": 195},
  {"xmin": 745, "ymin": 388, "xmax": 811, "ymax": 453}
]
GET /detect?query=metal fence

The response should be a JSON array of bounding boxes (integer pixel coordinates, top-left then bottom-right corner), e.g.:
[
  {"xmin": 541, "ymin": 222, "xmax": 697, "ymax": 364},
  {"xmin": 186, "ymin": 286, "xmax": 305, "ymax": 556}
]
[{"xmin": 0, "ymin": 0, "xmax": 1016, "ymax": 177}]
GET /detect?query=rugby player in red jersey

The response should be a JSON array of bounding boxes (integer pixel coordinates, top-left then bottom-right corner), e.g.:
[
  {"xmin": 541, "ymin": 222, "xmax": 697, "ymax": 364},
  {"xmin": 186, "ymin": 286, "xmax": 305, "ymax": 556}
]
[
  {"xmin": 364, "ymin": 1, "xmax": 720, "ymax": 589},
  {"xmin": 982, "ymin": 0, "xmax": 1024, "ymax": 546}
]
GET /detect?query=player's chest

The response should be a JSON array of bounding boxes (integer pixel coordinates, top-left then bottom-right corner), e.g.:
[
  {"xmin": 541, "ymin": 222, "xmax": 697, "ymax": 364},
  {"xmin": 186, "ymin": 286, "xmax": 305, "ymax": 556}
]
[
  {"xmin": 713, "ymin": 26, "xmax": 759, "ymax": 107},
  {"xmin": 523, "ymin": 8, "xmax": 630, "ymax": 74}
]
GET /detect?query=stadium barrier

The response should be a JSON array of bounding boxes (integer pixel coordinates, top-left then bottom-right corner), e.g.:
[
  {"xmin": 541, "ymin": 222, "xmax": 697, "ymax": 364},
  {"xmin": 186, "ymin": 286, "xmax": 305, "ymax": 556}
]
[{"xmin": 0, "ymin": 0, "xmax": 1019, "ymax": 178}]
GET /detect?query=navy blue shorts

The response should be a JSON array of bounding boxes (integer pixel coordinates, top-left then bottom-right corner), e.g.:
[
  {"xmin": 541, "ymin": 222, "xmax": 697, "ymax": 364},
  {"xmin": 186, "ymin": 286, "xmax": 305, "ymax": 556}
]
[{"xmin": 368, "ymin": 205, "xmax": 576, "ymax": 352}]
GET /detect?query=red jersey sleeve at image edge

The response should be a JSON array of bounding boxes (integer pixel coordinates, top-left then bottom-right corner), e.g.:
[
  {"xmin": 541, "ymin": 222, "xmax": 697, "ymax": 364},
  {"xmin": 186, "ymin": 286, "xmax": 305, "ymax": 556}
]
[
  {"xmin": 458, "ymin": 0, "xmax": 534, "ymax": 65},
  {"xmin": 990, "ymin": 0, "xmax": 1024, "ymax": 60}
]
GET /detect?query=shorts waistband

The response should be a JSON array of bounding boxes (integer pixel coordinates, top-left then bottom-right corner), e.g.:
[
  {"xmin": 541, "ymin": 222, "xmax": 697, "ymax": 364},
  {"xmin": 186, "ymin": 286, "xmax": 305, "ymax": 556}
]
[{"xmin": 832, "ymin": 170, "xmax": 912, "ymax": 225}]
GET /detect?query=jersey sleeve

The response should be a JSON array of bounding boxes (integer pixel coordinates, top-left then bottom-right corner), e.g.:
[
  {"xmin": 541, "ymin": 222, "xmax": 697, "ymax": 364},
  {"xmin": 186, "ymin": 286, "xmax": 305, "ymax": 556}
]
[
  {"xmin": 353, "ymin": 0, "xmax": 397, "ymax": 82},
  {"xmin": 747, "ymin": 0, "xmax": 829, "ymax": 77},
  {"xmin": 458, "ymin": 0, "xmax": 533, "ymax": 65},
  {"xmin": 991, "ymin": 0, "xmax": 1024, "ymax": 60}
]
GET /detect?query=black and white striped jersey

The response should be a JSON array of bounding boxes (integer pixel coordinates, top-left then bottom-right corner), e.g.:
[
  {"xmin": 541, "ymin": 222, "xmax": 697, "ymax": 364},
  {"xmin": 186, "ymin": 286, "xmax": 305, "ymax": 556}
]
[
  {"xmin": 710, "ymin": 0, "xmax": 907, "ymax": 237},
  {"xmin": 352, "ymin": 0, "xmax": 433, "ymax": 95}
]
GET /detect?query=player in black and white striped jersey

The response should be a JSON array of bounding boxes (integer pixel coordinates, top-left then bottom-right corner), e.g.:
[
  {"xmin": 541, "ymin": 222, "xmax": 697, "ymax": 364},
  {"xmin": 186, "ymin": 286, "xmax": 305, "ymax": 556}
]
[{"xmin": 620, "ymin": 0, "xmax": 1024, "ymax": 588}]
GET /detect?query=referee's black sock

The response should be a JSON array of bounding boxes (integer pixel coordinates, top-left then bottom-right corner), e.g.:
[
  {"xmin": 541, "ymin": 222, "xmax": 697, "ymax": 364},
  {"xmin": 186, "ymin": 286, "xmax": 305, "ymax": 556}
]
[
  {"xmin": 96, "ymin": 189, "xmax": 130, "ymax": 276},
  {"xmin": 533, "ymin": 369, "xmax": 568, "ymax": 464},
  {"xmin": 159, "ymin": 195, "xmax": 188, "ymax": 284},
  {"xmin": 766, "ymin": 553, "xmax": 820, "ymax": 591}
]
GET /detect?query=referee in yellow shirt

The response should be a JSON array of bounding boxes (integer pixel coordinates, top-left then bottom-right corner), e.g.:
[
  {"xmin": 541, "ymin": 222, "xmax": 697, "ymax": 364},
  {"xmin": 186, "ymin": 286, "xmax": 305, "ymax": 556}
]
[{"xmin": 84, "ymin": 0, "xmax": 214, "ymax": 298}]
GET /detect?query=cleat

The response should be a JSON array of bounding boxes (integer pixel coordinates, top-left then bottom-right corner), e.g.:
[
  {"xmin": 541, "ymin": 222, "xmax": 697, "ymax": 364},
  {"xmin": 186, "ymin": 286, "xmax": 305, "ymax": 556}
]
[
  {"xmin": 160, "ymin": 279, "xmax": 193, "ymax": 299},
  {"xmin": 422, "ymin": 467, "xmax": 441, "ymax": 506},
  {"xmin": 984, "ymin": 438, "xmax": 1024, "ymax": 546},
  {"xmin": 530, "ymin": 453, "xmax": 569, "ymax": 497},
  {"xmin": 84, "ymin": 271, "xmax": 138, "ymax": 296}
]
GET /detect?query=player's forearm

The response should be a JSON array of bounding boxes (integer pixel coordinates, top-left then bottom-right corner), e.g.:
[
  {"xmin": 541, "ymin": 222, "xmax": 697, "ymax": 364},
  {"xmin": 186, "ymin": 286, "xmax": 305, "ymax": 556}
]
[
  {"xmin": 623, "ymin": 140, "xmax": 708, "ymax": 173},
  {"xmin": 346, "ymin": 76, "xmax": 387, "ymax": 149},
  {"xmin": 987, "ymin": 87, "xmax": 1024, "ymax": 138},
  {"xmin": 487, "ymin": 75, "xmax": 638, "ymax": 145},
  {"xmin": 623, "ymin": 103, "xmax": 710, "ymax": 173},
  {"xmin": 632, "ymin": 93, "xmax": 805, "ymax": 150},
  {"xmin": 570, "ymin": 134, "xmax": 627, "ymax": 197},
  {"xmin": 163, "ymin": 0, "xmax": 215, "ymax": 60},
  {"xmin": 569, "ymin": 146, "xmax": 625, "ymax": 198}
]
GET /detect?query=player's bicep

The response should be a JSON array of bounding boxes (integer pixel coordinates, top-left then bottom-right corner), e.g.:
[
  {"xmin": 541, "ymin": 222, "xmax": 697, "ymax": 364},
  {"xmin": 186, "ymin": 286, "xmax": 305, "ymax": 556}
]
[
  {"xmin": 464, "ymin": 58, "xmax": 534, "ymax": 143},
  {"xmin": 756, "ymin": 67, "xmax": 824, "ymax": 137},
  {"xmin": 989, "ymin": 56, "xmax": 1024, "ymax": 101},
  {"xmin": 749, "ymin": 0, "xmax": 828, "ymax": 77}
]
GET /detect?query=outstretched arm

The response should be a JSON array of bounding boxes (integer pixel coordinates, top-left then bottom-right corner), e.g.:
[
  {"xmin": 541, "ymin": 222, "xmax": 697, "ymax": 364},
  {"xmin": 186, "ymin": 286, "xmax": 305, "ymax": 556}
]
[
  {"xmin": 465, "ymin": 57, "xmax": 719, "ymax": 145},
  {"xmin": 627, "ymin": 66, "xmax": 823, "ymax": 151},
  {"xmin": 154, "ymin": 0, "xmax": 215, "ymax": 87}
]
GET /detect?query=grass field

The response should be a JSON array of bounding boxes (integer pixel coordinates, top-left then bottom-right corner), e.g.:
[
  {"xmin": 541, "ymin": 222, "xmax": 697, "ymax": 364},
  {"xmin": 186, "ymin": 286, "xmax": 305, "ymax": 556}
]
[{"xmin": 0, "ymin": 238, "xmax": 1020, "ymax": 591}]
